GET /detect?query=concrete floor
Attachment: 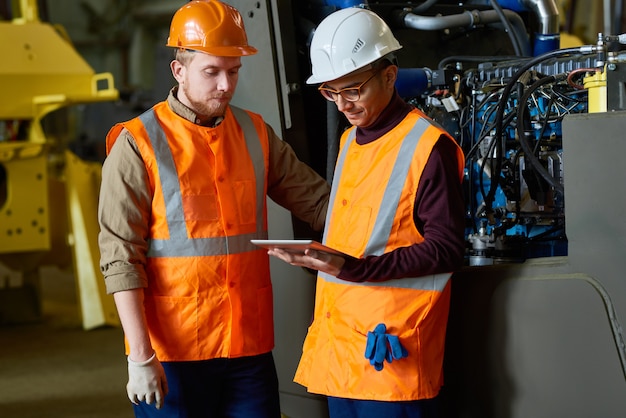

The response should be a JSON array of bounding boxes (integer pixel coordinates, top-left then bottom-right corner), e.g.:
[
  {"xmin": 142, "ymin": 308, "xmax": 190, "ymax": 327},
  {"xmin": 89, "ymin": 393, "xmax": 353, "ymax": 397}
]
[
  {"xmin": 0, "ymin": 266, "xmax": 133, "ymax": 418},
  {"xmin": 0, "ymin": 265, "xmax": 315, "ymax": 418}
]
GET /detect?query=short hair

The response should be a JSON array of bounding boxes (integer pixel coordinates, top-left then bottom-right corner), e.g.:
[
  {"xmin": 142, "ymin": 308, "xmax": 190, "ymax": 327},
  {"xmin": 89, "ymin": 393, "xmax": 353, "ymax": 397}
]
[
  {"xmin": 175, "ymin": 48, "xmax": 197, "ymax": 66},
  {"xmin": 378, "ymin": 52, "xmax": 398, "ymax": 68}
]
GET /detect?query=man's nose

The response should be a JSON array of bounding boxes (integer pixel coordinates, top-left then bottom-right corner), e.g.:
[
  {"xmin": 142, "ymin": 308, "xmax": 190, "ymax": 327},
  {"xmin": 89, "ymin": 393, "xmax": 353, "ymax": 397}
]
[
  {"xmin": 217, "ymin": 73, "xmax": 235, "ymax": 91},
  {"xmin": 335, "ymin": 95, "xmax": 353, "ymax": 112}
]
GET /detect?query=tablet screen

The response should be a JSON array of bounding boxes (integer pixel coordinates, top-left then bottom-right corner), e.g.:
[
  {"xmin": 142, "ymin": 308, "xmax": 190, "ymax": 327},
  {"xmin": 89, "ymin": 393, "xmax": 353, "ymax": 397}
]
[{"xmin": 250, "ymin": 239, "xmax": 345, "ymax": 256}]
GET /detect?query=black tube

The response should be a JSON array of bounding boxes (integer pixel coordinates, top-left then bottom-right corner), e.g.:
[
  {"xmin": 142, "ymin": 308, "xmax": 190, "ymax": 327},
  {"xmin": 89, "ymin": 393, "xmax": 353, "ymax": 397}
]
[
  {"xmin": 413, "ymin": 0, "xmax": 440, "ymax": 14},
  {"xmin": 486, "ymin": 47, "xmax": 583, "ymax": 214},
  {"xmin": 515, "ymin": 74, "xmax": 564, "ymax": 193},
  {"xmin": 489, "ymin": 0, "xmax": 523, "ymax": 56}
]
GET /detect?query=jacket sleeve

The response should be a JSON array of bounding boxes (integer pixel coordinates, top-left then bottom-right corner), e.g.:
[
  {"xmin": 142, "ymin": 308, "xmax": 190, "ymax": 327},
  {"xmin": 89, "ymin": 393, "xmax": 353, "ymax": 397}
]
[
  {"xmin": 266, "ymin": 124, "xmax": 330, "ymax": 232},
  {"xmin": 98, "ymin": 130, "xmax": 151, "ymax": 294},
  {"xmin": 338, "ymin": 136, "xmax": 466, "ymax": 282}
]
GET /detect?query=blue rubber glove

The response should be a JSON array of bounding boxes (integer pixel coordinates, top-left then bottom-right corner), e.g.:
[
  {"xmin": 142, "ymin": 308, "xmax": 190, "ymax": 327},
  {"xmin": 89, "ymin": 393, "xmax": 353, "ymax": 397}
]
[
  {"xmin": 364, "ymin": 327, "xmax": 378, "ymax": 360},
  {"xmin": 365, "ymin": 323, "xmax": 386, "ymax": 371},
  {"xmin": 386, "ymin": 334, "xmax": 408, "ymax": 361},
  {"xmin": 364, "ymin": 323, "xmax": 408, "ymax": 371}
]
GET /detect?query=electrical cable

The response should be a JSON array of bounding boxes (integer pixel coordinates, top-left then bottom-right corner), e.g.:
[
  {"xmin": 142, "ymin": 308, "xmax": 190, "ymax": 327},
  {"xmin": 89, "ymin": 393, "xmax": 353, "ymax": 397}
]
[
  {"xmin": 516, "ymin": 74, "xmax": 566, "ymax": 193},
  {"xmin": 412, "ymin": 0, "xmax": 439, "ymax": 14},
  {"xmin": 489, "ymin": 0, "xmax": 524, "ymax": 57},
  {"xmin": 487, "ymin": 47, "xmax": 586, "ymax": 219}
]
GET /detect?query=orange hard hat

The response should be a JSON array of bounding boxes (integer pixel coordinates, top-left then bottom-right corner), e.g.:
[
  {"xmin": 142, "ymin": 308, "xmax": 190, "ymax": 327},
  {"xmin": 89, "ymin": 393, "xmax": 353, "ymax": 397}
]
[{"xmin": 166, "ymin": 0, "xmax": 257, "ymax": 56}]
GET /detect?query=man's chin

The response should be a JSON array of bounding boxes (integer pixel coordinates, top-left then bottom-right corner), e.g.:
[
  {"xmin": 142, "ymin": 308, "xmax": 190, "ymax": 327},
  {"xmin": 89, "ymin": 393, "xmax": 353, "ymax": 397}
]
[
  {"xmin": 346, "ymin": 115, "xmax": 365, "ymax": 126},
  {"xmin": 205, "ymin": 101, "xmax": 229, "ymax": 117}
]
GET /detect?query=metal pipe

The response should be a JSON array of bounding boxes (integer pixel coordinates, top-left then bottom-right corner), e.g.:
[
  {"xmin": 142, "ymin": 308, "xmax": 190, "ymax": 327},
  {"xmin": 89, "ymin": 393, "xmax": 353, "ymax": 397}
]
[
  {"xmin": 604, "ymin": 0, "xmax": 612, "ymax": 35},
  {"xmin": 400, "ymin": 8, "xmax": 523, "ymax": 32},
  {"xmin": 520, "ymin": 0, "xmax": 560, "ymax": 34},
  {"xmin": 397, "ymin": 8, "xmax": 530, "ymax": 56}
]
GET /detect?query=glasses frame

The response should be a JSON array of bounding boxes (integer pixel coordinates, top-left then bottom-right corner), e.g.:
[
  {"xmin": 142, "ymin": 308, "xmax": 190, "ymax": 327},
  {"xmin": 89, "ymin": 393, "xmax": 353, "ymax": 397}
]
[{"xmin": 318, "ymin": 70, "xmax": 380, "ymax": 102}]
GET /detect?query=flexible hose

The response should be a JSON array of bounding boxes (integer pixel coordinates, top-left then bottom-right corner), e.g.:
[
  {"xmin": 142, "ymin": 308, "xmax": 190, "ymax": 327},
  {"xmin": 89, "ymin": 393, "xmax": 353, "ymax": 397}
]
[
  {"xmin": 489, "ymin": 0, "xmax": 524, "ymax": 57},
  {"xmin": 486, "ymin": 47, "xmax": 586, "ymax": 216},
  {"xmin": 515, "ymin": 74, "xmax": 565, "ymax": 193}
]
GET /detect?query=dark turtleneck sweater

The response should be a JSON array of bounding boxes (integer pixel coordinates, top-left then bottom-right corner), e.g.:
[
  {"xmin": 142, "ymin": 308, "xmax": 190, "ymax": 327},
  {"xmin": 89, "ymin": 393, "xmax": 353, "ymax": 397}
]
[{"xmin": 337, "ymin": 91, "xmax": 466, "ymax": 282}]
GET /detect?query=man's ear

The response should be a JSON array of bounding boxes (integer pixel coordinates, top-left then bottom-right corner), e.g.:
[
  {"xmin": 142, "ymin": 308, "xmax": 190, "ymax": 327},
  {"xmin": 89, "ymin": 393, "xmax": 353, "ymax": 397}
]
[
  {"xmin": 170, "ymin": 60, "xmax": 185, "ymax": 83},
  {"xmin": 383, "ymin": 65, "xmax": 398, "ymax": 88}
]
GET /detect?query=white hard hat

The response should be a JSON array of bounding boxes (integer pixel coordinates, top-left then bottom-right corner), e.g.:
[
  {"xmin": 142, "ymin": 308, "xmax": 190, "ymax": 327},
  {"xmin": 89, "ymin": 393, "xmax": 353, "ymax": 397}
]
[{"xmin": 307, "ymin": 7, "xmax": 402, "ymax": 84}]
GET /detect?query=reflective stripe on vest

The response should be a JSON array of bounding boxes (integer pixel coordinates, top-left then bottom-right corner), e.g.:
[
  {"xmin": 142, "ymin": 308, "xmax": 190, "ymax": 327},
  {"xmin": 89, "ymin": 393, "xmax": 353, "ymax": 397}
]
[
  {"xmin": 320, "ymin": 117, "xmax": 450, "ymax": 291},
  {"xmin": 139, "ymin": 106, "xmax": 268, "ymax": 257}
]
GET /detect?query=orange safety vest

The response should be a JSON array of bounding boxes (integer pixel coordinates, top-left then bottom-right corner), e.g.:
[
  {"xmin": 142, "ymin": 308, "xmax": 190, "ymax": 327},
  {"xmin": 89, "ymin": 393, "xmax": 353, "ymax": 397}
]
[
  {"xmin": 106, "ymin": 103, "xmax": 274, "ymax": 361},
  {"xmin": 294, "ymin": 109, "xmax": 464, "ymax": 401}
]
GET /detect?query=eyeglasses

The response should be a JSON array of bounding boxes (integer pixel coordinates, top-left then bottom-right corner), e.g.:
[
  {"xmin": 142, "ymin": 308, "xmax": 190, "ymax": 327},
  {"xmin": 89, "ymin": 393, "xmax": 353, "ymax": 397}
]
[{"xmin": 318, "ymin": 70, "xmax": 379, "ymax": 102}]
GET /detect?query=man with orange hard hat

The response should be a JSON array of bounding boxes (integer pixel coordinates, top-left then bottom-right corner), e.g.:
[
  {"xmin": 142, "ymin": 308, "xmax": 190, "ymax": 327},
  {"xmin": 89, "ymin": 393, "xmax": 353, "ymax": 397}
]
[{"xmin": 97, "ymin": 1, "xmax": 329, "ymax": 417}]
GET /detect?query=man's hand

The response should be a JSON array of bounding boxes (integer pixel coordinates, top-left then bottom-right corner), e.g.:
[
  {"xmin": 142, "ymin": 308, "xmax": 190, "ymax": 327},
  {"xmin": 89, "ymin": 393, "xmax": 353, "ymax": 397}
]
[
  {"xmin": 267, "ymin": 248, "xmax": 345, "ymax": 277},
  {"xmin": 127, "ymin": 352, "xmax": 168, "ymax": 409}
]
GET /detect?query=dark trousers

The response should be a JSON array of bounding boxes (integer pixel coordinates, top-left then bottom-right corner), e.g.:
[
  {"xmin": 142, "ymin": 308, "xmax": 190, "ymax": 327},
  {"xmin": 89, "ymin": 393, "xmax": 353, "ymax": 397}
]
[
  {"xmin": 327, "ymin": 395, "xmax": 440, "ymax": 418},
  {"xmin": 133, "ymin": 352, "xmax": 281, "ymax": 418}
]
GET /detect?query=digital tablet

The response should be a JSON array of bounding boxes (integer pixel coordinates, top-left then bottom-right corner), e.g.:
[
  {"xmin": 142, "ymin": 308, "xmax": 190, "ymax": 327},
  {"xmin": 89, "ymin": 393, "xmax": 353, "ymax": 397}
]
[{"xmin": 251, "ymin": 239, "xmax": 346, "ymax": 256}]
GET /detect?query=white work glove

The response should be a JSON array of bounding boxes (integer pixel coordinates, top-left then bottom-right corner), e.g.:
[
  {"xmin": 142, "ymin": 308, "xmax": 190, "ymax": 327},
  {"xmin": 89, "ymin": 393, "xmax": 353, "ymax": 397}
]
[{"xmin": 127, "ymin": 352, "xmax": 168, "ymax": 410}]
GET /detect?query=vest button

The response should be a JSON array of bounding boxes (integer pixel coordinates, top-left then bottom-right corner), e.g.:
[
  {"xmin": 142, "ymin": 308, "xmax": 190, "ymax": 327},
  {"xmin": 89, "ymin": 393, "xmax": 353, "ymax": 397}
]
[
  {"xmin": 326, "ymin": 311, "xmax": 331, "ymax": 318},
  {"xmin": 342, "ymin": 199, "xmax": 347, "ymax": 206}
]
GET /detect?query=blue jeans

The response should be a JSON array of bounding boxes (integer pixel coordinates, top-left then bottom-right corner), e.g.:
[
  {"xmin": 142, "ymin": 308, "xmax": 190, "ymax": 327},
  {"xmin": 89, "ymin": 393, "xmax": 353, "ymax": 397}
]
[
  {"xmin": 133, "ymin": 352, "xmax": 280, "ymax": 418},
  {"xmin": 327, "ymin": 395, "xmax": 440, "ymax": 418}
]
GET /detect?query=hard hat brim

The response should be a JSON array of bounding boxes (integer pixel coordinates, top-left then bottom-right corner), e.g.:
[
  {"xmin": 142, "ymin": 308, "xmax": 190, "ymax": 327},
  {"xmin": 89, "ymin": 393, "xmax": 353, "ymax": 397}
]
[{"xmin": 167, "ymin": 44, "xmax": 258, "ymax": 57}]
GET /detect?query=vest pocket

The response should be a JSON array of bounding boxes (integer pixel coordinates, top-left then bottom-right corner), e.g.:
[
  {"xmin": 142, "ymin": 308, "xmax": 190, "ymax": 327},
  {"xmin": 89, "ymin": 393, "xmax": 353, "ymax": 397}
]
[{"xmin": 182, "ymin": 193, "xmax": 219, "ymax": 221}]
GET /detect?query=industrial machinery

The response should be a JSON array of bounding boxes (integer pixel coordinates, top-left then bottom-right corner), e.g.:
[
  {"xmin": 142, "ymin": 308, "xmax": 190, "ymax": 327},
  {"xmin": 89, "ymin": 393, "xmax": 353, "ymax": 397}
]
[
  {"xmin": 2, "ymin": 0, "xmax": 626, "ymax": 417},
  {"xmin": 0, "ymin": 0, "xmax": 119, "ymax": 329}
]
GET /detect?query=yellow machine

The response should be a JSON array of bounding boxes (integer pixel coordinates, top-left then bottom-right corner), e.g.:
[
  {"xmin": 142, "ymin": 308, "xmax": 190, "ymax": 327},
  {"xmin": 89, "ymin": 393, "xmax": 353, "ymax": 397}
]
[{"xmin": 0, "ymin": 0, "xmax": 119, "ymax": 329}]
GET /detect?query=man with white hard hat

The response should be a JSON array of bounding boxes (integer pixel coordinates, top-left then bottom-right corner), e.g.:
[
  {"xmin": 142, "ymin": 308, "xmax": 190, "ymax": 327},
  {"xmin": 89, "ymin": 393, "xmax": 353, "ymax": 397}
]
[{"xmin": 268, "ymin": 7, "xmax": 466, "ymax": 418}]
